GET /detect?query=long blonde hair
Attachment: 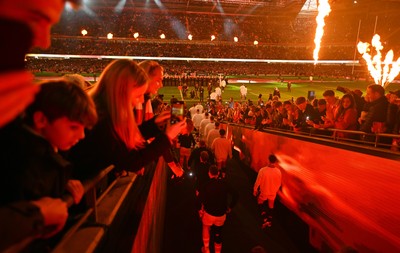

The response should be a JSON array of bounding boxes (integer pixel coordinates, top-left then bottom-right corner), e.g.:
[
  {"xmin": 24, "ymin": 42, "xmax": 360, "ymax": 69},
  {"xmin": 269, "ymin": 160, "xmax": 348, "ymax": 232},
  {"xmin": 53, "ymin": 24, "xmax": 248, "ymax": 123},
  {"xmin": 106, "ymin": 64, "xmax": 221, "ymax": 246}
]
[{"xmin": 90, "ymin": 59, "xmax": 149, "ymax": 150}]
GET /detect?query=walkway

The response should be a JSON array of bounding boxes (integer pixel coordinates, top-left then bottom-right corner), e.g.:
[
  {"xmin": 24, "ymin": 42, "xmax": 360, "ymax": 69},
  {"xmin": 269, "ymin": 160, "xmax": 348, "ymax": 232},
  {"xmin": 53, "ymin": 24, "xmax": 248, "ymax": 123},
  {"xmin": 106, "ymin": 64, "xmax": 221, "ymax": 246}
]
[{"xmin": 162, "ymin": 157, "xmax": 318, "ymax": 253}]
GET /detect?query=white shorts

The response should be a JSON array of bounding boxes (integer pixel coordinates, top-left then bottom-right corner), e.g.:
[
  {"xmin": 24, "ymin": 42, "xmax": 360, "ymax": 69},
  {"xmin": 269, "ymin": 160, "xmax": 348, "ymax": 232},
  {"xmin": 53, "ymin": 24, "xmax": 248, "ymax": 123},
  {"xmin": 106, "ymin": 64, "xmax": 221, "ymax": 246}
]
[{"xmin": 202, "ymin": 211, "xmax": 226, "ymax": 226}]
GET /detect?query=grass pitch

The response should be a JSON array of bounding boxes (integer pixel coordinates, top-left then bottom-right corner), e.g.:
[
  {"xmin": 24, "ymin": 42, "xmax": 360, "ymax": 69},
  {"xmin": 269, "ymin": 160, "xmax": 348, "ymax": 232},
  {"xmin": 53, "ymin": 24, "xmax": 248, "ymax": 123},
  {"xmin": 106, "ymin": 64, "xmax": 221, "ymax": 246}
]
[{"xmin": 158, "ymin": 78, "xmax": 400, "ymax": 103}]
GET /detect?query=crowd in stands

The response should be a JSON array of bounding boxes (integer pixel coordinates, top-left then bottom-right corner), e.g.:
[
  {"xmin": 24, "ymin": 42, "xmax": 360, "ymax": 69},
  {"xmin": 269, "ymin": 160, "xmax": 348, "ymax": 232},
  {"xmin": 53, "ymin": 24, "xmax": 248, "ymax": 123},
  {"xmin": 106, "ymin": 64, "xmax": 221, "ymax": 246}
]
[
  {"xmin": 27, "ymin": 5, "xmax": 400, "ymax": 80},
  {"xmin": 27, "ymin": 58, "xmax": 363, "ymax": 79},
  {"xmin": 50, "ymin": 7, "xmax": 400, "ymax": 46},
  {"xmin": 182, "ymin": 85, "xmax": 400, "ymax": 149},
  {"xmin": 32, "ymin": 37, "xmax": 357, "ymax": 60}
]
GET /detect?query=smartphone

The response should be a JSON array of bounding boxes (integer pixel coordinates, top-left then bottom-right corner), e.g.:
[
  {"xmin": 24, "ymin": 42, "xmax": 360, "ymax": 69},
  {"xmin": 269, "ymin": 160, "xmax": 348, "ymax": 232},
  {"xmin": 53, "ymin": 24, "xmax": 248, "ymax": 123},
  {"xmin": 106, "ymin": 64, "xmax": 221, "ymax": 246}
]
[{"xmin": 170, "ymin": 101, "xmax": 185, "ymax": 124}]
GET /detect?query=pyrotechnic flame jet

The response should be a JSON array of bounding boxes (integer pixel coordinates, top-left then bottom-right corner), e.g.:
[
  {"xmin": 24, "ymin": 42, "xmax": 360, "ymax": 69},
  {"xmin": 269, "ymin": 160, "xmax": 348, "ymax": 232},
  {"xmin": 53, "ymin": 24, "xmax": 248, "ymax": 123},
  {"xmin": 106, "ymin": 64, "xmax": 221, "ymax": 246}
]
[
  {"xmin": 357, "ymin": 34, "xmax": 400, "ymax": 87},
  {"xmin": 313, "ymin": 0, "xmax": 331, "ymax": 65}
]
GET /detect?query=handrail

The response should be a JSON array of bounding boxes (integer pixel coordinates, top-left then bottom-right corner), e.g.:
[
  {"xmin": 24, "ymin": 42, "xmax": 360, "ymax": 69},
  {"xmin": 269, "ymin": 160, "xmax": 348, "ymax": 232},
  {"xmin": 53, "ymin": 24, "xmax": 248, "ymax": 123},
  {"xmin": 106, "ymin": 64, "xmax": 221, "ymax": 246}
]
[
  {"xmin": 4, "ymin": 165, "xmax": 116, "ymax": 253},
  {"xmin": 228, "ymin": 122, "xmax": 400, "ymax": 153},
  {"xmin": 62, "ymin": 165, "xmax": 115, "ymax": 207},
  {"xmin": 53, "ymin": 165, "xmax": 115, "ymax": 252}
]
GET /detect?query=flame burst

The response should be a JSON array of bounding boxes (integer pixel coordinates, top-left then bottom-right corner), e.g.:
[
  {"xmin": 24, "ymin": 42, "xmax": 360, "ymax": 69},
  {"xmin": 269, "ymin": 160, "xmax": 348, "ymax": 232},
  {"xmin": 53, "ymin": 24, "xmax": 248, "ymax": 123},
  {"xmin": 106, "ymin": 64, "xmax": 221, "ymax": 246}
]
[
  {"xmin": 357, "ymin": 34, "xmax": 400, "ymax": 87},
  {"xmin": 313, "ymin": 0, "xmax": 331, "ymax": 65}
]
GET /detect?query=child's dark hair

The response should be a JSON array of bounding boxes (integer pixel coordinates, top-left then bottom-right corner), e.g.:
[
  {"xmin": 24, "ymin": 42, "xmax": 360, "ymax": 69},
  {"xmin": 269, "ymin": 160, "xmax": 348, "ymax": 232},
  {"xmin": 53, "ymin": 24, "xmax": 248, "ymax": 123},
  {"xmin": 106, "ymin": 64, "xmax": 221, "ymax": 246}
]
[
  {"xmin": 200, "ymin": 151, "xmax": 209, "ymax": 162},
  {"xmin": 269, "ymin": 154, "xmax": 278, "ymax": 163},
  {"xmin": 209, "ymin": 165, "xmax": 219, "ymax": 176},
  {"xmin": 25, "ymin": 80, "xmax": 98, "ymax": 128}
]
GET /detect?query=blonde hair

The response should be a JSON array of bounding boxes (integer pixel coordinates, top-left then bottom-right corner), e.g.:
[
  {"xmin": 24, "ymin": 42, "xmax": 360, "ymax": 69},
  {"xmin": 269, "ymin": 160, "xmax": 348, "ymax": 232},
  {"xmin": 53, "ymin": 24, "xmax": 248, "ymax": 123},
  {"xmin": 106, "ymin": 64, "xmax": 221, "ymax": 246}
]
[
  {"xmin": 138, "ymin": 60, "xmax": 164, "ymax": 77},
  {"xmin": 62, "ymin": 74, "xmax": 92, "ymax": 89},
  {"xmin": 90, "ymin": 59, "xmax": 149, "ymax": 150}
]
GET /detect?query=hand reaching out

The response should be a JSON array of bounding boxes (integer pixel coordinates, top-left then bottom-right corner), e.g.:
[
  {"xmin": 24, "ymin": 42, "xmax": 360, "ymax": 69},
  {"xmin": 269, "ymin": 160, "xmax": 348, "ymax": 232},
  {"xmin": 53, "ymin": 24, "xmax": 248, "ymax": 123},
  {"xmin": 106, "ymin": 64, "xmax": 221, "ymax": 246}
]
[
  {"xmin": 168, "ymin": 162, "xmax": 184, "ymax": 177},
  {"xmin": 154, "ymin": 110, "xmax": 170, "ymax": 127},
  {"xmin": 165, "ymin": 120, "xmax": 187, "ymax": 142},
  {"xmin": 66, "ymin": 180, "xmax": 84, "ymax": 204}
]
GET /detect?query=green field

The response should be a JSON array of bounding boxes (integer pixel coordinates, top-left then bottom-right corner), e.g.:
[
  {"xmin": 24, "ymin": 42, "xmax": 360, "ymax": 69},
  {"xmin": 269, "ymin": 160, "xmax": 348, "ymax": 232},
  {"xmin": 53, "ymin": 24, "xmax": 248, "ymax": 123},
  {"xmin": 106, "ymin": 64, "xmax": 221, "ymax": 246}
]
[
  {"xmin": 33, "ymin": 73, "xmax": 400, "ymax": 103},
  {"xmin": 158, "ymin": 78, "xmax": 400, "ymax": 103}
]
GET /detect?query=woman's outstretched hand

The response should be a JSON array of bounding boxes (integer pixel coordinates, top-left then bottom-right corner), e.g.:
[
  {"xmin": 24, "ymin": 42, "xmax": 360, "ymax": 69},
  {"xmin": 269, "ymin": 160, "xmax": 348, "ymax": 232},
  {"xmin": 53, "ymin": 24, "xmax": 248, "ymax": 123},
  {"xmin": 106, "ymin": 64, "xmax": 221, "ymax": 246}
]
[{"xmin": 165, "ymin": 120, "xmax": 187, "ymax": 142}]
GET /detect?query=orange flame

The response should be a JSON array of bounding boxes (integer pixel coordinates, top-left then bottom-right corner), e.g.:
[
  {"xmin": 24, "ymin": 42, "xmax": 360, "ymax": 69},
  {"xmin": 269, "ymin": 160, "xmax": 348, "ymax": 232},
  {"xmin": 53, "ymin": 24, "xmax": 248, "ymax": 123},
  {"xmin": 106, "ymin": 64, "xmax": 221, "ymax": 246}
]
[
  {"xmin": 313, "ymin": 0, "xmax": 331, "ymax": 65},
  {"xmin": 357, "ymin": 34, "xmax": 400, "ymax": 87}
]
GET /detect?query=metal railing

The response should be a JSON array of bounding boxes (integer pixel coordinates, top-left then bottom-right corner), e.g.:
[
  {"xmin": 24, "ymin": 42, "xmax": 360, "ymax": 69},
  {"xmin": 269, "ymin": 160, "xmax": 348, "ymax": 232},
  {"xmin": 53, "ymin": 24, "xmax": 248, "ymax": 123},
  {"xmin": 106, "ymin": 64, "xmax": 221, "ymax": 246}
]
[
  {"xmin": 234, "ymin": 123, "xmax": 400, "ymax": 153},
  {"xmin": 51, "ymin": 164, "xmax": 137, "ymax": 253}
]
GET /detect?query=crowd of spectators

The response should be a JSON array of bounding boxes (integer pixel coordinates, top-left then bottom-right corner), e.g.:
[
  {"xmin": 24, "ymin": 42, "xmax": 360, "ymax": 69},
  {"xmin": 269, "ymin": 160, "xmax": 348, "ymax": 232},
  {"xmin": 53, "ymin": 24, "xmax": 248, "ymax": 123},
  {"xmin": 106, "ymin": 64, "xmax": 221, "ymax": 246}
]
[
  {"xmin": 28, "ymin": 8, "xmax": 400, "ymax": 79},
  {"xmin": 27, "ymin": 5, "xmax": 400, "ymax": 79},
  {"xmin": 182, "ymin": 85, "xmax": 400, "ymax": 149},
  {"xmin": 27, "ymin": 58, "xmax": 362, "ymax": 79},
  {"xmin": 50, "ymin": 7, "xmax": 400, "ymax": 45},
  {"xmin": 32, "ymin": 37, "xmax": 357, "ymax": 60}
]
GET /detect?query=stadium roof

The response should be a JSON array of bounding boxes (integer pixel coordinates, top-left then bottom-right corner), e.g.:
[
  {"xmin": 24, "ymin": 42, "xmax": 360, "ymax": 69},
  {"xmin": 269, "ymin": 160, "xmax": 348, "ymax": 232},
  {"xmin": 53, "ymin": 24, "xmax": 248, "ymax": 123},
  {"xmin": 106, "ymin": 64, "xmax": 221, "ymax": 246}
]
[
  {"xmin": 83, "ymin": 0, "xmax": 308, "ymax": 16},
  {"xmin": 81, "ymin": 0, "xmax": 400, "ymax": 18}
]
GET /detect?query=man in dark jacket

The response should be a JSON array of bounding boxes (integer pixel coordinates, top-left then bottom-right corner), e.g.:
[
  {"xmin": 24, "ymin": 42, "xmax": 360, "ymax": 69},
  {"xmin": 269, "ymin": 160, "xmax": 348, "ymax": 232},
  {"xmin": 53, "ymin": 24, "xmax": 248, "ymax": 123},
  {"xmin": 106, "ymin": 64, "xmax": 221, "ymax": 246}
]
[
  {"xmin": 294, "ymin": 96, "xmax": 318, "ymax": 132},
  {"xmin": 198, "ymin": 165, "xmax": 238, "ymax": 253},
  {"xmin": 360, "ymin": 84, "xmax": 389, "ymax": 133}
]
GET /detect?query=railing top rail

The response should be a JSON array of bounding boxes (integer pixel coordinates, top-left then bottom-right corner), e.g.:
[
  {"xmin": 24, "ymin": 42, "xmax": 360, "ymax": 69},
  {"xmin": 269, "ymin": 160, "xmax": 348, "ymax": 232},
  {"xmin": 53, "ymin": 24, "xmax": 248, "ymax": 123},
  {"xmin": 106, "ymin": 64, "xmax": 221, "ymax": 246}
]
[{"xmin": 62, "ymin": 165, "xmax": 115, "ymax": 207}]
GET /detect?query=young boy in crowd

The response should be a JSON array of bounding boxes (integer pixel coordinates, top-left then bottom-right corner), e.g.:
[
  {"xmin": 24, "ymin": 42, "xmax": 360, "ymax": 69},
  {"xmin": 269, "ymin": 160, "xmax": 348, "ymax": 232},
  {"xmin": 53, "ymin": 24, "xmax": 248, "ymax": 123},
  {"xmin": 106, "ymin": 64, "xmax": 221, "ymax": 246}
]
[{"xmin": 0, "ymin": 80, "xmax": 97, "ymax": 250}]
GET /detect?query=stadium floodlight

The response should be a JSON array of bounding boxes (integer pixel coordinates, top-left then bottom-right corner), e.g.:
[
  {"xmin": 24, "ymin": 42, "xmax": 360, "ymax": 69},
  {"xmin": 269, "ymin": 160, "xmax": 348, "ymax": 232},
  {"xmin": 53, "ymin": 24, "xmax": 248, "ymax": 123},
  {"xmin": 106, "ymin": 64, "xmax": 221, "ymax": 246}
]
[
  {"xmin": 107, "ymin": 33, "xmax": 113, "ymax": 39},
  {"xmin": 234, "ymin": 37, "xmax": 238, "ymax": 42},
  {"xmin": 188, "ymin": 34, "xmax": 193, "ymax": 41},
  {"xmin": 81, "ymin": 29, "xmax": 88, "ymax": 36},
  {"xmin": 254, "ymin": 40, "xmax": 258, "ymax": 45},
  {"xmin": 211, "ymin": 35, "xmax": 216, "ymax": 41},
  {"xmin": 134, "ymin": 32, "xmax": 139, "ymax": 39},
  {"xmin": 160, "ymin": 33, "xmax": 166, "ymax": 39}
]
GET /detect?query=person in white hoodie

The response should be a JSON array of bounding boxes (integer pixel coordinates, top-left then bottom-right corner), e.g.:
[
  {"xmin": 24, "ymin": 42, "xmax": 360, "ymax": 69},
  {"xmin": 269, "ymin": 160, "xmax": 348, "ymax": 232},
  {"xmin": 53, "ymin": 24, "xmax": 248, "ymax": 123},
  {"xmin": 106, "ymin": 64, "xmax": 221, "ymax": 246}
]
[{"xmin": 253, "ymin": 154, "xmax": 282, "ymax": 228}]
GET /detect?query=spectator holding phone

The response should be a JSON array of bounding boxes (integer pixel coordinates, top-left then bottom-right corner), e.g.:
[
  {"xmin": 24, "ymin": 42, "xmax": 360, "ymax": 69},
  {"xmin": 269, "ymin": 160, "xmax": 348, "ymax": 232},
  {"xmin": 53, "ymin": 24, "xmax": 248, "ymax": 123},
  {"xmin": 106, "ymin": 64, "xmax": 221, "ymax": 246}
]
[
  {"xmin": 137, "ymin": 60, "xmax": 184, "ymax": 176},
  {"xmin": 332, "ymin": 93, "xmax": 358, "ymax": 138},
  {"xmin": 69, "ymin": 59, "xmax": 186, "ymax": 180}
]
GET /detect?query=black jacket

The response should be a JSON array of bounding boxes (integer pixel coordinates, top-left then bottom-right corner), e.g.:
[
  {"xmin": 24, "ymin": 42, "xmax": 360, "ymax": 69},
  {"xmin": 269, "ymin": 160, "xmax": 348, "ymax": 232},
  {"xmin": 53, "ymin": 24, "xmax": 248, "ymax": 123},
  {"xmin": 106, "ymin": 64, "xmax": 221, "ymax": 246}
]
[
  {"xmin": 360, "ymin": 96, "xmax": 389, "ymax": 133},
  {"xmin": 0, "ymin": 121, "xmax": 70, "ymax": 205},
  {"xmin": 69, "ymin": 115, "xmax": 171, "ymax": 180},
  {"xmin": 199, "ymin": 178, "xmax": 238, "ymax": 217}
]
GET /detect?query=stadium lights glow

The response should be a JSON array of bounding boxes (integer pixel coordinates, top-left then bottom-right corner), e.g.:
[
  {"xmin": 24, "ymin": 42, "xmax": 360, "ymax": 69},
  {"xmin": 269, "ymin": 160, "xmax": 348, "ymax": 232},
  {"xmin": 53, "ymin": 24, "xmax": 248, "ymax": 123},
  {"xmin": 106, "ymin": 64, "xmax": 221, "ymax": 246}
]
[
  {"xmin": 160, "ymin": 33, "xmax": 166, "ymax": 39},
  {"xmin": 26, "ymin": 53, "xmax": 359, "ymax": 65},
  {"xmin": 234, "ymin": 37, "xmax": 238, "ymax": 42},
  {"xmin": 188, "ymin": 34, "xmax": 193, "ymax": 41},
  {"xmin": 64, "ymin": 2, "xmax": 74, "ymax": 11},
  {"xmin": 81, "ymin": 29, "xmax": 88, "ymax": 36},
  {"xmin": 254, "ymin": 40, "xmax": 259, "ymax": 45},
  {"xmin": 134, "ymin": 32, "xmax": 139, "ymax": 39},
  {"xmin": 211, "ymin": 35, "xmax": 216, "ymax": 41},
  {"xmin": 107, "ymin": 33, "xmax": 113, "ymax": 39}
]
